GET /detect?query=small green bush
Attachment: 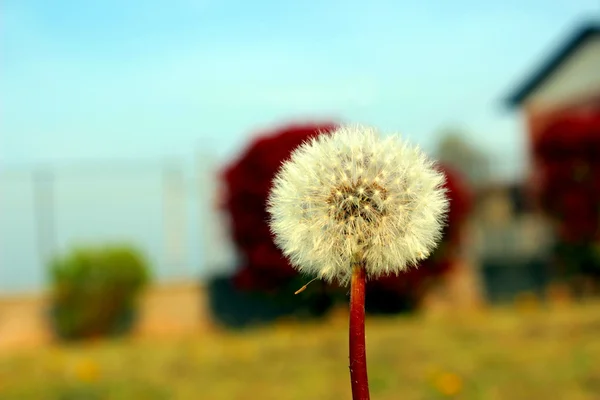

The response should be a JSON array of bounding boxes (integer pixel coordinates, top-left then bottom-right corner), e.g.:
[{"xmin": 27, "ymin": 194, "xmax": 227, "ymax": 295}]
[{"xmin": 48, "ymin": 244, "xmax": 151, "ymax": 340}]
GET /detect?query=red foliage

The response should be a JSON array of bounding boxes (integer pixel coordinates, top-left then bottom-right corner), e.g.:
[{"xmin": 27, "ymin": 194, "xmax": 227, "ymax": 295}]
[
  {"xmin": 534, "ymin": 113, "xmax": 600, "ymax": 161},
  {"xmin": 439, "ymin": 165, "xmax": 473, "ymax": 246},
  {"xmin": 365, "ymin": 164, "xmax": 473, "ymax": 301},
  {"xmin": 533, "ymin": 111, "xmax": 600, "ymax": 244},
  {"xmin": 221, "ymin": 123, "xmax": 338, "ymax": 291},
  {"xmin": 221, "ymin": 122, "xmax": 473, "ymax": 302}
]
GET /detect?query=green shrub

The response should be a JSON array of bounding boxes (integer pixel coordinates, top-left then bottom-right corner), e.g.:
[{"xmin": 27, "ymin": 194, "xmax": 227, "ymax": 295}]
[{"xmin": 48, "ymin": 244, "xmax": 151, "ymax": 340}]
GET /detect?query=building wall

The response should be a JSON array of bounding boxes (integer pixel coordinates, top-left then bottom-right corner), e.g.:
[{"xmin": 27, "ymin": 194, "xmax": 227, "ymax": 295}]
[
  {"xmin": 525, "ymin": 36, "xmax": 600, "ymax": 113},
  {"xmin": 513, "ymin": 37, "xmax": 600, "ymax": 191}
]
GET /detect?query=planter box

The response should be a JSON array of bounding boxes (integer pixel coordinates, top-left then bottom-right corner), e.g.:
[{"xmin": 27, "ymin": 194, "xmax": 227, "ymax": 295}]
[
  {"xmin": 206, "ymin": 275, "xmax": 334, "ymax": 329},
  {"xmin": 480, "ymin": 258, "xmax": 553, "ymax": 303}
]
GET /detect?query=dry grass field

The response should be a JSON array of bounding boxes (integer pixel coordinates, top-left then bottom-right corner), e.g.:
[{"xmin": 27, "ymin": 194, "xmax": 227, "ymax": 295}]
[{"xmin": 0, "ymin": 298, "xmax": 599, "ymax": 400}]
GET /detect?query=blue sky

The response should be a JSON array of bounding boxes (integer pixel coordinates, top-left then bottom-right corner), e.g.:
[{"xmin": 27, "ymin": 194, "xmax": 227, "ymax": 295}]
[
  {"xmin": 1, "ymin": 0, "xmax": 600, "ymax": 292},
  {"xmin": 2, "ymin": 0, "xmax": 600, "ymax": 178}
]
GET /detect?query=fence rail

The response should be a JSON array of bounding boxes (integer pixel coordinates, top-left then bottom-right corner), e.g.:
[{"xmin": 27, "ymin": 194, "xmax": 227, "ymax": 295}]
[{"xmin": 0, "ymin": 155, "xmax": 235, "ymax": 294}]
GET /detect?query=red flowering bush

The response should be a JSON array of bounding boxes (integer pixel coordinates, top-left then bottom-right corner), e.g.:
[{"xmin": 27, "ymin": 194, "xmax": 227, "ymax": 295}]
[
  {"xmin": 221, "ymin": 123, "xmax": 473, "ymax": 314},
  {"xmin": 221, "ymin": 122, "xmax": 338, "ymax": 293},
  {"xmin": 364, "ymin": 165, "xmax": 473, "ymax": 313},
  {"xmin": 533, "ymin": 111, "xmax": 600, "ymax": 279},
  {"xmin": 534, "ymin": 112, "xmax": 600, "ymax": 244}
]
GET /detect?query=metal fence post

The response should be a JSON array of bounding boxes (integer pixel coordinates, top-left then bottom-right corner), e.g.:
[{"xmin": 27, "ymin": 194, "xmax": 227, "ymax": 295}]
[
  {"xmin": 33, "ymin": 167, "xmax": 56, "ymax": 275},
  {"xmin": 162, "ymin": 162, "xmax": 187, "ymax": 280}
]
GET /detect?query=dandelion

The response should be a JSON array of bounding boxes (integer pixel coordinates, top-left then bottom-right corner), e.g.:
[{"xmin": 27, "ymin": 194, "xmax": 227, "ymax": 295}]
[{"xmin": 268, "ymin": 124, "xmax": 449, "ymax": 399}]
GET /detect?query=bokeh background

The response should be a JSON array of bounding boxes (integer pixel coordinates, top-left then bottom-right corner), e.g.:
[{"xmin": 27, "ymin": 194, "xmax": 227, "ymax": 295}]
[{"xmin": 1, "ymin": 1, "xmax": 600, "ymax": 399}]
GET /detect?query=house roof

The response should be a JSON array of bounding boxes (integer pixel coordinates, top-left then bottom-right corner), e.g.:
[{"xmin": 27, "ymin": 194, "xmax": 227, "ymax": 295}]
[{"xmin": 504, "ymin": 21, "xmax": 600, "ymax": 108}]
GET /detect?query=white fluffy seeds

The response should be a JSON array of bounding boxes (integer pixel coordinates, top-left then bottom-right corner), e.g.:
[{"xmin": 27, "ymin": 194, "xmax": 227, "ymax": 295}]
[{"xmin": 267, "ymin": 124, "xmax": 449, "ymax": 285}]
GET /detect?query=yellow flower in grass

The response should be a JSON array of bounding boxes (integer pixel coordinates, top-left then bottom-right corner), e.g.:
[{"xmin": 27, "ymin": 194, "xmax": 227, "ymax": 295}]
[
  {"xmin": 434, "ymin": 371, "xmax": 463, "ymax": 397},
  {"xmin": 73, "ymin": 358, "xmax": 101, "ymax": 383}
]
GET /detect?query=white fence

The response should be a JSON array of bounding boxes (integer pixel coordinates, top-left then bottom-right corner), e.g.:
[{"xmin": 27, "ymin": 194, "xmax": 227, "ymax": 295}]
[{"xmin": 0, "ymin": 154, "xmax": 237, "ymax": 295}]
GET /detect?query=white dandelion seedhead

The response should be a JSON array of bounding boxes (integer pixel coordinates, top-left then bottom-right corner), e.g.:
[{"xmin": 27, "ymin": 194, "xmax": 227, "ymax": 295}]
[{"xmin": 267, "ymin": 124, "xmax": 449, "ymax": 285}]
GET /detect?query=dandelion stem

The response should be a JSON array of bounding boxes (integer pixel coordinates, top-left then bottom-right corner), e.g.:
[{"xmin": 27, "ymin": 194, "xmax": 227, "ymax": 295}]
[{"xmin": 349, "ymin": 263, "xmax": 370, "ymax": 400}]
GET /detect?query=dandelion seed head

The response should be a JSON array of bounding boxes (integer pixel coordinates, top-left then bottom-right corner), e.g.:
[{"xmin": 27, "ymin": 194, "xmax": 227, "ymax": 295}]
[{"xmin": 267, "ymin": 124, "xmax": 449, "ymax": 285}]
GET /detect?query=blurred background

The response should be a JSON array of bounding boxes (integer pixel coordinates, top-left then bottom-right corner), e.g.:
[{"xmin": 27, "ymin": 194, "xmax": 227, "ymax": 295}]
[{"xmin": 1, "ymin": 1, "xmax": 600, "ymax": 399}]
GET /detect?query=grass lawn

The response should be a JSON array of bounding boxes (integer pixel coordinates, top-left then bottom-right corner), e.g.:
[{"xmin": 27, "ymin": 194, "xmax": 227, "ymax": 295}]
[{"xmin": 0, "ymin": 300, "xmax": 599, "ymax": 399}]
